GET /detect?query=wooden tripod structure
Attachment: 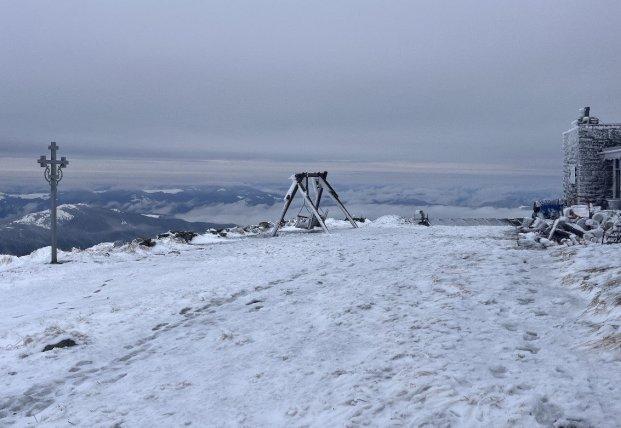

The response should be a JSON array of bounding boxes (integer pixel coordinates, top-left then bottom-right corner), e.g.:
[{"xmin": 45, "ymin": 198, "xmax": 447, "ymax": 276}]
[{"xmin": 271, "ymin": 171, "xmax": 358, "ymax": 236}]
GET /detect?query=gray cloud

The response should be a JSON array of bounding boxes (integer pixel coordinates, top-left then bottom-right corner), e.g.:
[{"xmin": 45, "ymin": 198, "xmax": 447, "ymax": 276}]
[
  {"xmin": 0, "ymin": 155, "xmax": 558, "ymax": 190},
  {"xmin": 1, "ymin": 1, "xmax": 620, "ymax": 178}
]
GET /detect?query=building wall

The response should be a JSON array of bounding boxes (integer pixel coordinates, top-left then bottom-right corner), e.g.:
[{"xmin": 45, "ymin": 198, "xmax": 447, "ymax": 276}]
[
  {"xmin": 562, "ymin": 127, "xmax": 579, "ymax": 203},
  {"xmin": 563, "ymin": 124, "xmax": 621, "ymax": 203}
]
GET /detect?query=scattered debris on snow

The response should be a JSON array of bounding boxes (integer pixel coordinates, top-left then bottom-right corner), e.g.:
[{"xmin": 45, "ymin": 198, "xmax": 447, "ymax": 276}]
[{"xmin": 517, "ymin": 206, "xmax": 621, "ymax": 248}]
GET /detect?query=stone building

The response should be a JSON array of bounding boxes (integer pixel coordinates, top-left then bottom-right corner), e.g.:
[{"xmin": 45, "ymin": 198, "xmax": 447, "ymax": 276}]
[{"xmin": 563, "ymin": 107, "xmax": 621, "ymax": 207}]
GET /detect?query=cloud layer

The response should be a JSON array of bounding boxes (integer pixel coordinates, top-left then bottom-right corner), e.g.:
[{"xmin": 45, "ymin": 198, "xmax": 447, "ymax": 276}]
[{"xmin": 1, "ymin": 1, "xmax": 620, "ymax": 184}]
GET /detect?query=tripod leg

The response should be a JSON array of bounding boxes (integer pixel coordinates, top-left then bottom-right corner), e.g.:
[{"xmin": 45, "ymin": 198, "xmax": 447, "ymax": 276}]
[
  {"xmin": 309, "ymin": 178, "xmax": 324, "ymax": 229},
  {"xmin": 318, "ymin": 176, "xmax": 358, "ymax": 228},
  {"xmin": 298, "ymin": 181, "xmax": 329, "ymax": 233},
  {"xmin": 271, "ymin": 181, "xmax": 298, "ymax": 236}
]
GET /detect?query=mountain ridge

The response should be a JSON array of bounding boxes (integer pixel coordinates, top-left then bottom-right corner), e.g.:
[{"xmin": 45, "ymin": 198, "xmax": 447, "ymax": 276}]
[{"xmin": 0, "ymin": 204, "xmax": 233, "ymax": 256}]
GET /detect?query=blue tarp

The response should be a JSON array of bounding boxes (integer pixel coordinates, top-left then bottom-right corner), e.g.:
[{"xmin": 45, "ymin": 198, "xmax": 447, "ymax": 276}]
[{"xmin": 534, "ymin": 199, "xmax": 564, "ymax": 219}]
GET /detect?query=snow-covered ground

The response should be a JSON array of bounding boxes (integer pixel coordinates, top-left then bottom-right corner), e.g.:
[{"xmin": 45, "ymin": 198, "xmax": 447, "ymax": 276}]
[{"xmin": 1, "ymin": 220, "xmax": 620, "ymax": 426}]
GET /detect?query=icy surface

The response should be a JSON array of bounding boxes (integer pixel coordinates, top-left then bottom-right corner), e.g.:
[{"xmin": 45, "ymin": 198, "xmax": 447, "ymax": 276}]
[{"xmin": 0, "ymin": 224, "xmax": 620, "ymax": 426}]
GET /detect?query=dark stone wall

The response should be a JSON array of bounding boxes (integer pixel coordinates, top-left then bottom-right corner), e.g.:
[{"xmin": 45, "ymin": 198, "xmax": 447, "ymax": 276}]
[
  {"xmin": 563, "ymin": 124, "xmax": 621, "ymax": 204},
  {"xmin": 562, "ymin": 127, "xmax": 578, "ymax": 203}
]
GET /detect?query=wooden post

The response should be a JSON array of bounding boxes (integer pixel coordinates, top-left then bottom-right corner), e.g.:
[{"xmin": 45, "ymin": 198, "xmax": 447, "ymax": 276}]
[
  {"xmin": 270, "ymin": 181, "xmax": 299, "ymax": 237},
  {"xmin": 297, "ymin": 179, "xmax": 329, "ymax": 233},
  {"xmin": 317, "ymin": 175, "xmax": 358, "ymax": 228},
  {"xmin": 310, "ymin": 177, "xmax": 324, "ymax": 229}
]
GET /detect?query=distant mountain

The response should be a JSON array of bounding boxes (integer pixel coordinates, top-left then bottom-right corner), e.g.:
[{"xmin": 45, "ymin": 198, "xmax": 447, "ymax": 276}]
[
  {"xmin": 0, "ymin": 185, "xmax": 556, "ymax": 235},
  {"xmin": 368, "ymin": 196, "xmax": 431, "ymax": 206},
  {"xmin": 0, "ymin": 204, "xmax": 234, "ymax": 256},
  {"xmin": 0, "ymin": 186, "xmax": 281, "ymax": 222}
]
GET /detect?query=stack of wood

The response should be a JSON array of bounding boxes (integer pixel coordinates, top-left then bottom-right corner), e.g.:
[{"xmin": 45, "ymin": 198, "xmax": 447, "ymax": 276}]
[{"xmin": 517, "ymin": 206, "xmax": 620, "ymax": 248}]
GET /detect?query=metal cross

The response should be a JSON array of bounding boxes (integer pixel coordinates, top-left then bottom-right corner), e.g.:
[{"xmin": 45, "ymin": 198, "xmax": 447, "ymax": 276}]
[{"xmin": 37, "ymin": 142, "xmax": 69, "ymax": 264}]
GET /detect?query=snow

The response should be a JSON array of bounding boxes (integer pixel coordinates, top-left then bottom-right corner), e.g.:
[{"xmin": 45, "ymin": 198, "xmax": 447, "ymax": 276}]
[
  {"xmin": 551, "ymin": 244, "xmax": 621, "ymax": 351},
  {"xmin": 190, "ymin": 233, "xmax": 228, "ymax": 245},
  {"xmin": 1, "ymin": 224, "xmax": 620, "ymax": 426},
  {"xmin": 13, "ymin": 204, "xmax": 79, "ymax": 229},
  {"xmin": 369, "ymin": 214, "xmax": 404, "ymax": 227}
]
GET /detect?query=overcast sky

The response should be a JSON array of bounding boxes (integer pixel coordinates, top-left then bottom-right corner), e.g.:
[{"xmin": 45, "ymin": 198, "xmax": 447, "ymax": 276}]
[{"xmin": 1, "ymin": 1, "xmax": 620, "ymax": 187}]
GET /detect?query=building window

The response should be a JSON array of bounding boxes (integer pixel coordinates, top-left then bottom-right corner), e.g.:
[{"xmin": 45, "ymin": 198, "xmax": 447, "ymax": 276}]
[{"xmin": 569, "ymin": 163, "xmax": 576, "ymax": 184}]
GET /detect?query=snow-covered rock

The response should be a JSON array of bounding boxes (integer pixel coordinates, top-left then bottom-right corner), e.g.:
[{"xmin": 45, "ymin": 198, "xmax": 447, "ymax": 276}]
[
  {"xmin": 369, "ymin": 214, "xmax": 403, "ymax": 227},
  {"xmin": 14, "ymin": 204, "xmax": 79, "ymax": 229}
]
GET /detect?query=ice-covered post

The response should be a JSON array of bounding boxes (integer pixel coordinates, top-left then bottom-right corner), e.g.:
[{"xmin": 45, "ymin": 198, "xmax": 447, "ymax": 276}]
[{"xmin": 37, "ymin": 142, "xmax": 69, "ymax": 264}]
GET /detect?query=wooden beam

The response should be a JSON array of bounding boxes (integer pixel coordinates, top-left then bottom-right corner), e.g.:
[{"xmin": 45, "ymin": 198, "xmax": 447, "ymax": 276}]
[
  {"xmin": 270, "ymin": 181, "xmax": 299, "ymax": 236},
  {"xmin": 298, "ymin": 180, "xmax": 329, "ymax": 233},
  {"xmin": 318, "ymin": 176, "xmax": 358, "ymax": 228}
]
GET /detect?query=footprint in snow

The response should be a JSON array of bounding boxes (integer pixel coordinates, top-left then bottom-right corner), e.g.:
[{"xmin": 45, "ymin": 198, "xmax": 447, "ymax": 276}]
[
  {"xmin": 506, "ymin": 383, "xmax": 533, "ymax": 395},
  {"xmin": 489, "ymin": 365, "xmax": 507, "ymax": 378},
  {"xmin": 501, "ymin": 322, "xmax": 518, "ymax": 332},
  {"xmin": 152, "ymin": 323, "xmax": 169, "ymax": 331},
  {"xmin": 516, "ymin": 343, "xmax": 540, "ymax": 354}
]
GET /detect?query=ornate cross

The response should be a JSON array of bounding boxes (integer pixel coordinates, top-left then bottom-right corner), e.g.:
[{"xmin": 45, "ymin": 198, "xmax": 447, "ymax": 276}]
[{"xmin": 37, "ymin": 142, "xmax": 69, "ymax": 264}]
